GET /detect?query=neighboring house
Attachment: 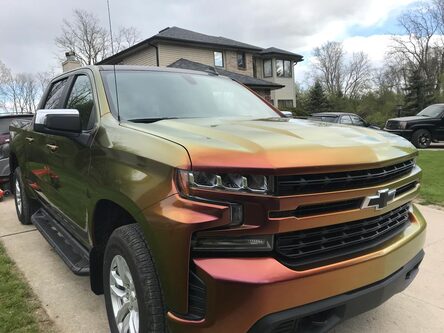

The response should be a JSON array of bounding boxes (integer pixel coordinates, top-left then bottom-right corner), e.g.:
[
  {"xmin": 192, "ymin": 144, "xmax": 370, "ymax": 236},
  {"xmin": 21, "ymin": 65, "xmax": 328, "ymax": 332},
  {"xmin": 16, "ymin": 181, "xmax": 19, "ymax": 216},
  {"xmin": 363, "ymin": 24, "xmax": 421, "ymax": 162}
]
[{"xmin": 97, "ymin": 27, "xmax": 303, "ymax": 108}]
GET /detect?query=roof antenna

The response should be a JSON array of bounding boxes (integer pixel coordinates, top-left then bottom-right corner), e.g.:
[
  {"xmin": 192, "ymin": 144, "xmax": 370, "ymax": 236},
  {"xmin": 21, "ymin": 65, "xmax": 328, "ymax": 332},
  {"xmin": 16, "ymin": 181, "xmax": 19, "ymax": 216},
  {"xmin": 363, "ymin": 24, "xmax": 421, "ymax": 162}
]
[{"xmin": 107, "ymin": 0, "xmax": 121, "ymax": 121}]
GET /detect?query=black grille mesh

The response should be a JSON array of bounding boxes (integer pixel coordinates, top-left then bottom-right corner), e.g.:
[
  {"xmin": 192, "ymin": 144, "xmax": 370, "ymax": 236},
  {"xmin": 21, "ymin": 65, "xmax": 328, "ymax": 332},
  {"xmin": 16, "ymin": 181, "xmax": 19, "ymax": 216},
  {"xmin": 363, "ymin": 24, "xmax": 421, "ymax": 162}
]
[
  {"xmin": 275, "ymin": 159, "xmax": 414, "ymax": 196},
  {"xmin": 276, "ymin": 204, "xmax": 411, "ymax": 269}
]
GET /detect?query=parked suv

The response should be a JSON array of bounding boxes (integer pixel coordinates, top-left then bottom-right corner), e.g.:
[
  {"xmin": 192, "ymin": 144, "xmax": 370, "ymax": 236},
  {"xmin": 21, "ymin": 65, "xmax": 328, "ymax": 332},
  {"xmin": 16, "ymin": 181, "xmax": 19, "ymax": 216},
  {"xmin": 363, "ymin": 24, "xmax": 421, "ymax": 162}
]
[
  {"xmin": 9, "ymin": 66, "xmax": 426, "ymax": 333},
  {"xmin": 384, "ymin": 104, "xmax": 444, "ymax": 148},
  {"xmin": 0, "ymin": 113, "xmax": 33, "ymax": 181}
]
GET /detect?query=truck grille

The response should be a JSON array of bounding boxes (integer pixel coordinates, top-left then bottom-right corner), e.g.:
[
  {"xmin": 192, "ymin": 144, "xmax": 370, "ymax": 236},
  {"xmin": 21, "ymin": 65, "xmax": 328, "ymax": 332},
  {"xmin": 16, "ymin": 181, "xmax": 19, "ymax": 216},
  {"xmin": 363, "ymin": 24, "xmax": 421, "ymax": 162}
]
[
  {"xmin": 275, "ymin": 159, "xmax": 414, "ymax": 196},
  {"xmin": 275, "ymin": 204, "xmax": 411, "ymax": 270},
  {"xmin": 385, "ymin": 120, "xmax": 400, "ymax": 129}
]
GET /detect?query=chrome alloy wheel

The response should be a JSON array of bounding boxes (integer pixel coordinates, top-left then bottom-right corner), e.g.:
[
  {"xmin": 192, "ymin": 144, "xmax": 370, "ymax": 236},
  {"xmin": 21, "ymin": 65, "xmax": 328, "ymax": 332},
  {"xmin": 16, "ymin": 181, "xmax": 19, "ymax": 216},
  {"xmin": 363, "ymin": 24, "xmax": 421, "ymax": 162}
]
[
  {"xmin": 15, "ymin": 178, "xmax": 22, "ymax": 215},
  {"xmin": 109, "ymin": 255, "xmax": 139, "ymax": 333},
  {"xmin": 419, "ymin": 133, "xmax": 431, "ymax": 147}
]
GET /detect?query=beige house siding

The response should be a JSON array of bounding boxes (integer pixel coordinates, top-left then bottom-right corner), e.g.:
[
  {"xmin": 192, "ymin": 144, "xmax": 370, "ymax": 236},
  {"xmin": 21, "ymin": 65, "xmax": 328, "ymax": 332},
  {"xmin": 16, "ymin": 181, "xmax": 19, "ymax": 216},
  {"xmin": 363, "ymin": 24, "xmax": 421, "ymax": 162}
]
[
  {"xmin": 225, "ymin": 51, "xmax": 254, "ymax": 76},
  {"xmin": 270, "ymin": 76, "xmax": 296, "ymax": 108},
  {"xmin": 121, "ymin": 46, "xmax": 157, "ymax": 66},
  {"xmin": 157, "ymin": 43, "xmax": 216, "ymax": 67}
]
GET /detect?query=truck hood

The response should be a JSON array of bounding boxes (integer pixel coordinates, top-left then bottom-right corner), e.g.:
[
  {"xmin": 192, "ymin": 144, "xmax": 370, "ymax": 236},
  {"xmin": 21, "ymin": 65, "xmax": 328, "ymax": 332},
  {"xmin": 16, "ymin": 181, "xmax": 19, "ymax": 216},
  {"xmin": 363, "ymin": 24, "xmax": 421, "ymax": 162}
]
[
  {"xmin": 122, "ymin": 117, "xmax": 416, "ymax": 172},
  {"xmin": 387, "ymin": 116, "xmax": 430, "ymax": 122}
]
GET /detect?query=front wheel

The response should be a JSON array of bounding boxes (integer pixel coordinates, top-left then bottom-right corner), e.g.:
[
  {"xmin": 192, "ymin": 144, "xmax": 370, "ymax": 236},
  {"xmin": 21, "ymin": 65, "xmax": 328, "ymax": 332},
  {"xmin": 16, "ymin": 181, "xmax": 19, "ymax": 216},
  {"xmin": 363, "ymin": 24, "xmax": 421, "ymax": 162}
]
[
  {"xmin": 103, "ymin": 224, "xmax": 166, "ymax": 333},
  {"xmin": 412, "ymin": 129, "xmax": 432, "ymax": 148}
]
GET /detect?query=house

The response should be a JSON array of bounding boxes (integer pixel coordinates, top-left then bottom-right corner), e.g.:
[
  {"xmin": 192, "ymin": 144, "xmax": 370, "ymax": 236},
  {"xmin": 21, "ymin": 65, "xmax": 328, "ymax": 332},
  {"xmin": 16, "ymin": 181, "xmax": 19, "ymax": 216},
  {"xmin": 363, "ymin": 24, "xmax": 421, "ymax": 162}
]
[{"xmin": 97, "ymin": 27, "xmax": 303, "ymax": 109}]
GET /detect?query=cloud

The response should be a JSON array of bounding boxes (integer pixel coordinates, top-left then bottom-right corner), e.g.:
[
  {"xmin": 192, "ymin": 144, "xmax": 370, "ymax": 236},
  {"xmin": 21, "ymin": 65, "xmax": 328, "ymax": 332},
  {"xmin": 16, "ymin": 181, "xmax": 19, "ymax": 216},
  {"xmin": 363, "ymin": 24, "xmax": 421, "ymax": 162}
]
[{"xmin": 0, "ymin": 0, "xmax": 417, "ymax": 76}]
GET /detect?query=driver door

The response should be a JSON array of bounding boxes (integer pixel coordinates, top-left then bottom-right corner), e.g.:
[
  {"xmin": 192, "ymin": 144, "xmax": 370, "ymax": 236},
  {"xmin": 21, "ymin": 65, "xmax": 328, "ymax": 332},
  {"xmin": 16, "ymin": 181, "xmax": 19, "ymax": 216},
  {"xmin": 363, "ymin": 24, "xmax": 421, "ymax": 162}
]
[{"xmin": 42, "ymin": 71, "xmax": 97, "ymax": 245}]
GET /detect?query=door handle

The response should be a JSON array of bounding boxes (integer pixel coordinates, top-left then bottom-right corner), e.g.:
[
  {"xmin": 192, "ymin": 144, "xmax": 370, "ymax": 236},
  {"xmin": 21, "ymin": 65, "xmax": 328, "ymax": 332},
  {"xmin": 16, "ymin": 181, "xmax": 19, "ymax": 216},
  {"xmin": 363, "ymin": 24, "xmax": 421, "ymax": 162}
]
[
  {"xmin": 46, "ymin": 144, "xmax": 59, "ymax": 152},
  {"xmin": 25, "ymin": 137, "xmax": 34, "ymax": 143}
]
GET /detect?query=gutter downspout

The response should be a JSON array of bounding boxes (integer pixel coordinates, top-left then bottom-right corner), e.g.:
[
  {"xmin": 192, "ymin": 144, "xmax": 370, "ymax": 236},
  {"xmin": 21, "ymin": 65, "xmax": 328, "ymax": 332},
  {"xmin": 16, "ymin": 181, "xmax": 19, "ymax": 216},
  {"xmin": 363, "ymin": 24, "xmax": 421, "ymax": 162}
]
[{"xmin": 148, "ymin": 42, "xmax": 160, "ymax": 66}]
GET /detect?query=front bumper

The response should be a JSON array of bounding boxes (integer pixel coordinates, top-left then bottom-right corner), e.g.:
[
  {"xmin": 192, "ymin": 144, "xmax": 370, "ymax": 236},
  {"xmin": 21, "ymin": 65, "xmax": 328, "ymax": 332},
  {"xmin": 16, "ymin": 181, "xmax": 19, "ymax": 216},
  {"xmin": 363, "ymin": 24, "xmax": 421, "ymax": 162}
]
[
  {"xmin": 383, "ymin": 128, "xmax": 414, "ymax": 141},
  {"xmin": 167, "ymin": 206, "xmax": 426, "ymax": 333},
  {"xmin": 249, "ymin": 250, "xmax": 424, "ymax": 333}
]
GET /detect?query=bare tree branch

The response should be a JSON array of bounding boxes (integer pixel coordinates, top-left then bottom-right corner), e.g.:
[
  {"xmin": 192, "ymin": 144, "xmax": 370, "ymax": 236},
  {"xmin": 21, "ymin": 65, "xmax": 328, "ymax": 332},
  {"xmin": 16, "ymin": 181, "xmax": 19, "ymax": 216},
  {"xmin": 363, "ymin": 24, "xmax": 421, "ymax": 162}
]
[
  {"xmin": 55, "ymin": 9, "xmax": 140, "ymax": 65},
  {"xmin": 312, "ymin": 41, "xmax": 372, "ymax": 98}
]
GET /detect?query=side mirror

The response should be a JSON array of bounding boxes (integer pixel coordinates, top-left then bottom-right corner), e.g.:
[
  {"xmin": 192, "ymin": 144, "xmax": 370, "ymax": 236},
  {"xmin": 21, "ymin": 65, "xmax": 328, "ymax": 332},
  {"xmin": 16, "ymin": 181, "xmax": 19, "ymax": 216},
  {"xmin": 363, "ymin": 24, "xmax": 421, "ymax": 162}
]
[
  {"xmin": 34, "ymin": 109, "xmax": 81, "ymax": 137},
  {"xmin": 281, "ymin": 111, "xmax": 293, "ymax": 118}
]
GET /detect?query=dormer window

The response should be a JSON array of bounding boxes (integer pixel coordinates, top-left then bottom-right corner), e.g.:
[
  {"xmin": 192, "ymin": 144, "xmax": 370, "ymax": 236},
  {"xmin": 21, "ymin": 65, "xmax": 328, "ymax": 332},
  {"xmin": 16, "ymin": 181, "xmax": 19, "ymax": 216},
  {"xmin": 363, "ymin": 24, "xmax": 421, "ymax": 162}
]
[
  {"xmin": 276, "ymin": 60, "xmax": 292, "ymax": 78},
  {"xmin": 237, "ymin": 52, "xmax": 246, "ymax": 69},
  {"xmin": 214, "ymin": 51, "xmax": 224, "ymax": 67},
  {"xmin": 263, "ymin": 59, "xmax": 272, "ymax": 77}
]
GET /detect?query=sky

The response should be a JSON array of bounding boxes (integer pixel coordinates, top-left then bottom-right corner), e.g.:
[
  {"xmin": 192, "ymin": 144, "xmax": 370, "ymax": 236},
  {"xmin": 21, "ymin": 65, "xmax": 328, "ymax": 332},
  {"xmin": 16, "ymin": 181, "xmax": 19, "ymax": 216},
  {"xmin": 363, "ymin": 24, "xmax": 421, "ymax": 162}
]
[{"xmin": 0, "ymin": 0, "xmax": 419, "ymax": 83}]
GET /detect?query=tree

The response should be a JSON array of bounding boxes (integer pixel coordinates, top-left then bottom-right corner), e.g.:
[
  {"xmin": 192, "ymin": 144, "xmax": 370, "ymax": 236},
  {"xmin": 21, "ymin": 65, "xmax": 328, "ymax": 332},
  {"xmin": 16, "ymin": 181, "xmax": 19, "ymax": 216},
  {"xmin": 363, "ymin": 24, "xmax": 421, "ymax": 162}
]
[
  {"xmin": 306, "ymin": 81, "xmax": 330, "ymax": 114},
  {"xmin": 0, "ymin": 61, "xmax": 11, "ymax": 111},
  {"xmin": 403, "ymin": 69, "xmax": 435, "ymax": 115},
  {"xmin": 390, "ymin": 1, "xmax": 443, "ymax": 97},
  {"xmin": 0, "ymin": 60, "xmax": 52, "ymax": 113},
  {"xmin": 312, "ymin": 41, "xmax": 372, "ymax": 98},
  {"xmin": 55, "ymin": 9, "xmax": 140, "ymax": 65}
]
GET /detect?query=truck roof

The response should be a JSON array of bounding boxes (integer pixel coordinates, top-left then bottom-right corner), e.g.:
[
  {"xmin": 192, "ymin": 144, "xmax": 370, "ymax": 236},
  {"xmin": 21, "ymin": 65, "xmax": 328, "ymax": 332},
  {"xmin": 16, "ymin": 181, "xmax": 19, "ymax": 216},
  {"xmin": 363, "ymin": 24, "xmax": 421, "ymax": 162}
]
[{"xmin": 59, "ymin": 64, "xmax": 220, "ymax": 78}]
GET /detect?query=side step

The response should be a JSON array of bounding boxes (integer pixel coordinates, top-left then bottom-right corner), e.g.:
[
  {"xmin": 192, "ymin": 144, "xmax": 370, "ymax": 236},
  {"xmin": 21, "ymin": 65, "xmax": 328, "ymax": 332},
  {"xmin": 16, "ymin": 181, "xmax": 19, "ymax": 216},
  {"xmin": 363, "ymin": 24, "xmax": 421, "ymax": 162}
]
[{"xmin": 31, "ymin": 209, "xmax": 90, "ymax": 276}]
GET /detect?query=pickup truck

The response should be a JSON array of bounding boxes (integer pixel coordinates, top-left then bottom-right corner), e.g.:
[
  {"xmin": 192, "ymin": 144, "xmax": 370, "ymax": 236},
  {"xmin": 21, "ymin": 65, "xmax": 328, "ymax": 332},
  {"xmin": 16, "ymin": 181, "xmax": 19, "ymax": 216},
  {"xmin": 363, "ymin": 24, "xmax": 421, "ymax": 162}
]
[
  {"xmin": 384, "ymin": 103, "xmax": 444, "ymax": 148},
  {"xmin": 9, "ymin": 65, "xmax": 426, "ymax": 333}
]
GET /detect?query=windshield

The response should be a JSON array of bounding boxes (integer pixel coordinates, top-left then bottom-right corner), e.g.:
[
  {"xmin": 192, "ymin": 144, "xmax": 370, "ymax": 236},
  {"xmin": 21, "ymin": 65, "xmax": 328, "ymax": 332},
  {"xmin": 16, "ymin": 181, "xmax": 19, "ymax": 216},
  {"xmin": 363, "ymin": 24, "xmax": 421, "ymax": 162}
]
[
  {"xmin": 417, "ymin": 105, "xmax": 444, "ymax": 118},
  {"xmin": 101, "ymin": 70, "xmax": 279, "ymax": 121}
]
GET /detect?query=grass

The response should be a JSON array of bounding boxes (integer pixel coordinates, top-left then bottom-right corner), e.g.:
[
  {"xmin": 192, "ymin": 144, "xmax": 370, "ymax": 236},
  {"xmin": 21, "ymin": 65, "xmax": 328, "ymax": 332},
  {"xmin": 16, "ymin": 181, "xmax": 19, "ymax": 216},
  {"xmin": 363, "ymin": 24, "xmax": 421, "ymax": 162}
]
[
  {"xmin": 0, "ymin": 242, "xmax": 54, "ymax": 333},
  {"xmin": 416, "ymin": 150, "xmax": 444, "ymax": 206}
]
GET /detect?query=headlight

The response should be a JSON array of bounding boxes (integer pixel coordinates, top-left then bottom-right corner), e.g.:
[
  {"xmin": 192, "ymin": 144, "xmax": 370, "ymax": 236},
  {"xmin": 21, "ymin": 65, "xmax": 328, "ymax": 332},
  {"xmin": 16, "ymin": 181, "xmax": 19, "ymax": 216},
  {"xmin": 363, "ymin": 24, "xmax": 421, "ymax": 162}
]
[
  {"xmin": 191, "ymin": 235, "xmax": 274, "ymax": 252},
  {"xmin": 177, "ymin": 170, "xmax": 270, "ymax": 194},
  {"xmin": 399, "ymin": 121, "xmax": 408, "ymax": 129}
]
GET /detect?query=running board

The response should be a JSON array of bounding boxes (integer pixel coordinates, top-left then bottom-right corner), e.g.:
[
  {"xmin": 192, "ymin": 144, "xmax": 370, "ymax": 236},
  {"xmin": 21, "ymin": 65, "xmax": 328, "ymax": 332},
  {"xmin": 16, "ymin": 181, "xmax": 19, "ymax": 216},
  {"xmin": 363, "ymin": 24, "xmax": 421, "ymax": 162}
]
[{"xmin": 31, "ymin": 209, "xmax": 90, "ymax": 275}]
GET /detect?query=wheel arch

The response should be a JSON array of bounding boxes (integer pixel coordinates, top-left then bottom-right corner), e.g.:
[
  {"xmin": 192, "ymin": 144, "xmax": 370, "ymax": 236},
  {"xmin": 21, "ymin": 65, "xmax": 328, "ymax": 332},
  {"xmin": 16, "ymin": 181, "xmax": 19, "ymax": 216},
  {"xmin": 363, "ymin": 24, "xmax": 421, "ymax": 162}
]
[{"xmin": 89, "ymin": 198, "xmax": 146, "ymax": 294}]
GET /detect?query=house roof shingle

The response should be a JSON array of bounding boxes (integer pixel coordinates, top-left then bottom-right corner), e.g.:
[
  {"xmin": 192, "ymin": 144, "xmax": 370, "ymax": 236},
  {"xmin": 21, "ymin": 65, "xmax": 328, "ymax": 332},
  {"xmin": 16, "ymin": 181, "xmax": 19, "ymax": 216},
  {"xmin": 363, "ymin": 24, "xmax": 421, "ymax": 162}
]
[
  {"xmin": 167, "ymin": 58, "xmax": 284, "ymax": 90},
  {"xmin": 155, "ymin": 27, "xmax": 262, "ymax": 51},
  {"xmin": 259, "ymin": 47, "xmax": 303, "ymax": 60},
  {"xmin": 97, "ymin": 26, "xmax": 303, "ymax": 65}
]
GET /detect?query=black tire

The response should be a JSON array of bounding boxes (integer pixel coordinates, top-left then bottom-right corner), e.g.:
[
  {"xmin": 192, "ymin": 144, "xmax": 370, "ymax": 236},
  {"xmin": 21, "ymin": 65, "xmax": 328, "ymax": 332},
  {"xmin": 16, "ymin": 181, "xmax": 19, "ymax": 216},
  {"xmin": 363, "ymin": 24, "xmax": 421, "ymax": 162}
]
[
  {"xmin": 103, "ymin": 224, "xmax": 166, "ymax": 333},
  {"xmin": 412, "ymin": 129, "xmax": 432, "ymax": 149},
  {"xmin": 13, "ymin": 167, "xmax": 37, "ymax": 225}
]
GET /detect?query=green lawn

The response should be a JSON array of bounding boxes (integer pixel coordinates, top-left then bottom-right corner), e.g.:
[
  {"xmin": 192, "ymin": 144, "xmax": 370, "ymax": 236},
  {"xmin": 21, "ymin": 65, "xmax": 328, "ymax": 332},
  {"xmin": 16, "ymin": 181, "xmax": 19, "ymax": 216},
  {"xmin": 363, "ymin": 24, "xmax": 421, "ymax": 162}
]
[
  {"xmin": 0, "ymin": 242, "xmax": 54, "ymax": 333},
  {"xmin": 416, "ymin": 150, "xmax": 444, "ymax": 206}
]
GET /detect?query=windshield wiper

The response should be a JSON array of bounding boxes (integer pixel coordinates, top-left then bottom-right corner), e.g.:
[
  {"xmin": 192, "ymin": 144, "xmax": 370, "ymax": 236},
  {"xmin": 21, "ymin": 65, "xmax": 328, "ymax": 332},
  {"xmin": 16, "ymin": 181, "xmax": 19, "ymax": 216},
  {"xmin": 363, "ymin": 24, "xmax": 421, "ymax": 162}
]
[{"xmin": 127, "ymin": 117, "xmax": 179, "ymax": 123}]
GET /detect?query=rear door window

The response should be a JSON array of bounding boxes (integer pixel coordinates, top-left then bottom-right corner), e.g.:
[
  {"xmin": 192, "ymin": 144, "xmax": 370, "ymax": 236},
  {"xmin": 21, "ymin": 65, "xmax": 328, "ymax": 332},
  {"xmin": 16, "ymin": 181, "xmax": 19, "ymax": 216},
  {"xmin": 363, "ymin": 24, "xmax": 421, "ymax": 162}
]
[
  {"xmin": 340, "ymin": 115, "xmax": 353, "ymax": 125},
  {"xmin": 43, "ymin": 79, "xmax": 68, "ymax": 109}
]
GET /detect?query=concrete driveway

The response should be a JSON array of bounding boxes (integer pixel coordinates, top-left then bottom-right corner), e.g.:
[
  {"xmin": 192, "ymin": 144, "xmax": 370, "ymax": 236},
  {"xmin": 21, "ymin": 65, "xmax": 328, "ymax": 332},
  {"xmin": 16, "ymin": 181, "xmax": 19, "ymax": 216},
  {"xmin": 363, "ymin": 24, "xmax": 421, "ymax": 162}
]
[{"xmin": 0, "ymin": 197, "xmax": 443, "ymax": 333}]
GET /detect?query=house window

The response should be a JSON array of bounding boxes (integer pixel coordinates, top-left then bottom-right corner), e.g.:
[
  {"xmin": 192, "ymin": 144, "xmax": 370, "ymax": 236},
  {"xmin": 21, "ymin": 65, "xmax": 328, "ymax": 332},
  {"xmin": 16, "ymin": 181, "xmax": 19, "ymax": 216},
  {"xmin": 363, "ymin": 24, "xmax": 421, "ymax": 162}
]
[
  {"xmin": 276, "ymin": 60, "xmax": 292, "ymax": 77},
  {"xmin": 237, "ymin": 52, "xmax": 246, "ymax": 69},
  {"xmin": 214, "ymin": 51, "xmax": 224, "ymax": 67},
  {"xmin": 263, "ymin": 59, "xmax": 272, "ymax": 77},
  {"xmin": 278, "ymin": 99, "xmax": 294, "ymax": 109}
]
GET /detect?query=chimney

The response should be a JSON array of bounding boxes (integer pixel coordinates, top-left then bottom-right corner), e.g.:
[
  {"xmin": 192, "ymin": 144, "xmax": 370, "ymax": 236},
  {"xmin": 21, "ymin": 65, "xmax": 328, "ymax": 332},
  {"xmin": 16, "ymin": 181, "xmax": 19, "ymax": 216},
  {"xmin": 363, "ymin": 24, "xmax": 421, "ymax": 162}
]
[{"xmin": 62, "ymin": 51, "xmax": 81, "ymax": 72}]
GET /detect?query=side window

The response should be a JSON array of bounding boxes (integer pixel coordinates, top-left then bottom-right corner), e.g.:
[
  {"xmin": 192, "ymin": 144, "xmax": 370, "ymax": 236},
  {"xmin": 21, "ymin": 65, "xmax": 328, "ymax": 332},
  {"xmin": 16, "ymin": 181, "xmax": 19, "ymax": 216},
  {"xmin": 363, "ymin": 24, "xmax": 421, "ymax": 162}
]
[
  {"xmin": 66, "ymin": 75, "xmax": 95, "ymax": 130},
  {"xmin": 340, "ymin": 115, "xmax": 353, "ymax": 125},
  {"xmin": 43, "ymin": 79, "xmax": 68, "ymax": 109},
  {"xmin": 351, "ymin": 115, "xmax": 365, "ymax": 126}
]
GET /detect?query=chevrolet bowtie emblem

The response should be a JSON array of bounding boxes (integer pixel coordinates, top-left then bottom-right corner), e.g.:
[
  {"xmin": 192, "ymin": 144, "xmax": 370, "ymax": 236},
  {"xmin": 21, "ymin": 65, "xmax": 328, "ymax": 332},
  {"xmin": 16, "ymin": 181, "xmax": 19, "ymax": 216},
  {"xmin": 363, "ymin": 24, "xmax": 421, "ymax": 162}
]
[{"xmin": 362, "ymin": 189, "xmax": 396, "ymax": 210}]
